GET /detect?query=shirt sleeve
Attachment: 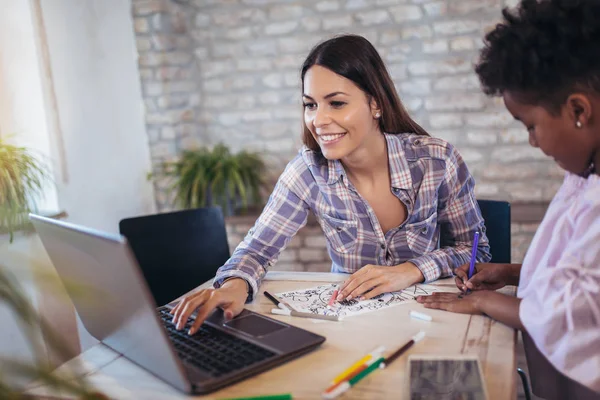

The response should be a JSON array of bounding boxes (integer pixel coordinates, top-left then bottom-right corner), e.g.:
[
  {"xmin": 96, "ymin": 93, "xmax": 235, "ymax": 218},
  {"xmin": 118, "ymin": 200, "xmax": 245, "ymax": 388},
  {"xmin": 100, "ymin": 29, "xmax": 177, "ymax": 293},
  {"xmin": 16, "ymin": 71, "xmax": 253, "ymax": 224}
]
[
  {"xmin": 519, "ymin": 194, "xmax": 600, "ymax": 392},
  {"xmin": 213, "ymin": 169, "xmax": 310, "ymax": 301},
  {"xmin": 409, "ymin": 144, "xmax": 491, "ymax": 282}
]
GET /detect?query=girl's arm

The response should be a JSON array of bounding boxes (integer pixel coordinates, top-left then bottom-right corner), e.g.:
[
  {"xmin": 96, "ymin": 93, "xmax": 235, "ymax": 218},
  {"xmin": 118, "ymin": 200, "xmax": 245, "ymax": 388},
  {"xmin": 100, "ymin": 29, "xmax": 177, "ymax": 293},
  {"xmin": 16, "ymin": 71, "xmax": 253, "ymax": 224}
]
[{"xmin": 475, "ymin": 291, "xmax": 524, "ymax": 330}]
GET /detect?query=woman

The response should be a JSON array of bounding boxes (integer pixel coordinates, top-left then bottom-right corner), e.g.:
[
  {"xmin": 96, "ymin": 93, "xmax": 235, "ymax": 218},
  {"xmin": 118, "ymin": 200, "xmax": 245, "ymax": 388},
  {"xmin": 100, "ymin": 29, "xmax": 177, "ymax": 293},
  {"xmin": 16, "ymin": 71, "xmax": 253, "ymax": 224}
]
[
  {"xmin": 173, "ymin": 34, "xmax": 490, "ymax": 335},
  {"xmin": 417, "ymin": 1, "xmax": 600, "ymax": 398}
]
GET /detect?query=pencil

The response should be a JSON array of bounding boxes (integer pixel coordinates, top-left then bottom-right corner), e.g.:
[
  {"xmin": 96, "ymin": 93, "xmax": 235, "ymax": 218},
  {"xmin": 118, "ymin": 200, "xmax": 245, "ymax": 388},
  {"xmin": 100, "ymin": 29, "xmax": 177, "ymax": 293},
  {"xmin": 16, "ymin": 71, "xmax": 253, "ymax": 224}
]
[
  {"xmin": 379, "ymin": 331, "xmax": 426, "ymax": 369},
  {"xmin": 322, "ymin": 356, "xmax": 385, "ymax": 399},
  {"xmin": 466, "ymin": 231, "xmax": 480, "ymax": 294},
  {"xmin": 263, "ymin": 291, "xmax": 290, "ymax": 310},
  {"xmin": 270, "ymin": 308, "xmax": 342, "ymax": 321},
  {"xmin": 324, "ymin": 345, "xmax": 385, "ymax": 391}
]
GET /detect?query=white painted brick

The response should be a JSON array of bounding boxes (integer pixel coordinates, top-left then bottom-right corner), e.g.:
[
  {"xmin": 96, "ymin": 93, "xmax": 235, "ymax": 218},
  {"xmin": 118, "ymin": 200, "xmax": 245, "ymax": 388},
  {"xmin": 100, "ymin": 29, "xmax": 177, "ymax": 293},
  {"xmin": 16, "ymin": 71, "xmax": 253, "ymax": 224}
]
[
  {"xmin": 261, "ymin": 122, "xmax": 290, "ymax": 138},
  {"xmin": 262, "ymin": 73, "xmax": 283, "ymax": 89},
  {"xmin": 432, "ymin": 130, "xmax": 459, "ymax": 143},
  {"xmin": 466, "ymin": 131, "xmax": 498, "ymax": 145},
  {"xmin": 457, "ymin": 147, "xmax": 484, "ymax": 163},
  {"xmin": 136, "ymin": 38, "xmax": 152, "ymax": 52},
  {"xmin": 218, "ymin": 112, "xmax": 243, "ymax": 126},
  {"xmin": 466, "ymin": 112, "xmax": 514, "ymax": 128},
  {"xmin": 284, "ymin": 72, "xmax": 300, "ymax": 88},
  {"xmin": 194, "ymin": 14, "xmax": 210, "ymax": 28},
  {"xmin": 474, "ymin": 183, "xmax": 500, "ymax": 197},
  {"xmin": 433, "ymin": 75, "xmax": 480, "ymax": 91},
  {"xmin": 356, "ymin": 10, "xmax": 391, "ymax": 26},
  {"xmin": 201, "ymin": 61, "xmax": 235, "ymax": 78},
  {"xmin": 499, "ymin": 128, "xmax": 528, "ymax": 144},
  {"xmin": 423, "ymin": 2, "xmax": 447, "ymax": 17},
  {"xmin": 269, "ymin": 5, "xmax": 304, "ymax": 20},
  {"xmin": 404, "ymin": 98, "xmax": 423, "ymax": 113},
  {"xmin": 211, "ymin": 43, "xmax": 245, "ymax": 58},
  {"xmin": 265, "ymin": 21, "xmax": 299, "ymax": 35},
  {"xmin": 315, "ymin": 1, "xmax": 340, "ymax": 12},
  {"xmin": 225, "ymin": 27, "xmax": 253, "ymax": 40},
  {"xmin": 134, "ymin": 18, "xmax": 150, "ymax": 33},
  {"xmin": 203, "ymin": 79, "xmax": 224, "ymax": 93},
  {"xmin": 345, "ymin": 0, "xmax": 369, "ymax": 10},
  {"xmin": 422, "ymin": 39, "xmax": 449, "ymax": 54},
  {"xmin": 388, "ymin": 63, "xmax": 408, "ymax": 80},
  {"xmin": 298, "ymin": 249, "xmax": 325, "ymax": 262},
  {"xmin": 389, "ymin": 5, "xmax": 423, "ymax": 22},
  {"xmin": 506, "ymin": 183, "xmax": 543, "ymax": 202},
  {"xmin": 450, "ymin": 37, "xmax": 475, "ymax": 51},
  {"xmin": 380, "ymin": 31, "xmax": 400, "ymax": 45},
  {"xmin": 482, "ymin": 163, "xmax": 541, "ymax": 180},
  {"xmin": 150, "ymin": 142, "xmax": 176, "ymax": 158},
  {"xmin": 229, "ymin": 77, "xmax": 255, "ymax": 90},
  {"xmin": 425, "ymin": 94, "xmax": 486, "ymax": 111},
  {"xmin": 243, "ymin": 111, "xmax": 272, "ymax": 122},
  {"xmin": 194, "ymin": 47, "xmax": 209, "ymax": 60},
  {"xmin": 408, "ymin": 58, "xmax": 471, "ymax": 76},
  {"xmin": 161, "ymin": 126, "xmax": 176, "ymax": 140},
  {"xmin": 401, "ymin": 25, "xmax": 433, "ymax": 40},
  {"xmin": 236, "ymin": 58, "xmax": 272, "ymax": 72},
  {"xmin": 430, "ymin": 114, "xmax": 463, "ymax": 128},
  {"xmin": 491, "ymin": 146, "xmax": 549, "ymax": 163},
  {"xmin": 278, "ymin": 36, "xmax": 316, "ymax": 53},
  {"xmin": 247, "ymin": 41, "xmax": 277, "ymax": 56},
  {"xmin": 400, "ymin": 79, "xmax": 431, "ymax": 96},
  {"xmin": 274, "ymin": 54, "xmax": 304, "ymax": 69},
  {"xmin": 301, "ymin": 17, "xmax": 321, "ymax": 32},
  {"xmin": 450, "ymin": 0, "xmax": 498, "ymax": 15},
  {"xmin": 323, "ymin": 15, "xmax": 354, "ymax": 30},
  {"xmin": 433, "ymin": 20, "xmax": 481, "ymax": 35},
  {"xmin": 304, "ymin": 235, "xmax": 327, "ymax": 248}
]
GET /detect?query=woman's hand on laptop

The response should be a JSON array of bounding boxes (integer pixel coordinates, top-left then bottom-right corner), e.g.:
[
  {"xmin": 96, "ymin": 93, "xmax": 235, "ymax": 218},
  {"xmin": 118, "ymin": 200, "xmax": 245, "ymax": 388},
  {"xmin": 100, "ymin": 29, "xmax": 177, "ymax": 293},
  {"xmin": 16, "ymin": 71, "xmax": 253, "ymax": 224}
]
[{"xmin": 170, "ymin": 278, "xmax": 249, "ymax": 335}]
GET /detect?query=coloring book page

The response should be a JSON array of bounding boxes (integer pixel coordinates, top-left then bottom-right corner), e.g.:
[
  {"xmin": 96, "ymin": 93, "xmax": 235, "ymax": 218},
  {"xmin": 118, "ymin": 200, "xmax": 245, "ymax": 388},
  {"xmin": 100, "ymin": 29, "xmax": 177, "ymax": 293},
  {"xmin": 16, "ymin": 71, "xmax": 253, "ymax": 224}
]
[{"xmin": 275, "ymin": 283, "xmax": 442, "ymax": 318}]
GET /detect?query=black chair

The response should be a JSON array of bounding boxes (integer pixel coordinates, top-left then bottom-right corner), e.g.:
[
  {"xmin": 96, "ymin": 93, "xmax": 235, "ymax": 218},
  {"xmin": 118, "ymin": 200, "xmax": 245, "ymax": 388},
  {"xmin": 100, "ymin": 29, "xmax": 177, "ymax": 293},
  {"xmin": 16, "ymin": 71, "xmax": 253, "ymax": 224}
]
[
  {"xmin": 476, "ymin": 199, "xmax": 511, "ymax": 263},
  {"xmin": 440, "ymin": 199, "xmax": 511, "ymax": 263},
  {"xmin": 119, "ymin": 207, "xmax": 231, "ymax": 306}
]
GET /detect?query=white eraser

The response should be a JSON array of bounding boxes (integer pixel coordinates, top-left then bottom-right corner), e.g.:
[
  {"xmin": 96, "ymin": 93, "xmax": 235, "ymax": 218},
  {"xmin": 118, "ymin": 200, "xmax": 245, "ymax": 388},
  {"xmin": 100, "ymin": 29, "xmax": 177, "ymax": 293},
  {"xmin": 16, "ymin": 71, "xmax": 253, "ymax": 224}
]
[
  {"xmin": 271, "ymin": 308, "xmax": 291, "ymax": 316},
  {"xmin": 410, "ymin": 310, "xmax": 433, "ymax": 322}
]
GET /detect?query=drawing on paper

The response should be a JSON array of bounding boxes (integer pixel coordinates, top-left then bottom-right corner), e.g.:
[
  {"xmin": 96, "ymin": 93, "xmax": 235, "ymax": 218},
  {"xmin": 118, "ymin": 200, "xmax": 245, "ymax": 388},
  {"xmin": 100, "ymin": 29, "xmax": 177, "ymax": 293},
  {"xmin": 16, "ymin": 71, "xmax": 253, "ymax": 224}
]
[{"xmin": 275, "ymin": 284, "xmax": 442, "ymax": 318}]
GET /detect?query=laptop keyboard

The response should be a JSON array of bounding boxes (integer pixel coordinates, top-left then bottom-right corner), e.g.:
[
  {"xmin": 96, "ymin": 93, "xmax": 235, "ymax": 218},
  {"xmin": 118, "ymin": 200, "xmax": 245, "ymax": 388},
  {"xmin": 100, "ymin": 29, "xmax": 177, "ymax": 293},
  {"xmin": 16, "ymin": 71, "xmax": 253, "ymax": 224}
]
[{"xmin": 158, "ymin": 308, "xmax": 276, "ymax": 377}]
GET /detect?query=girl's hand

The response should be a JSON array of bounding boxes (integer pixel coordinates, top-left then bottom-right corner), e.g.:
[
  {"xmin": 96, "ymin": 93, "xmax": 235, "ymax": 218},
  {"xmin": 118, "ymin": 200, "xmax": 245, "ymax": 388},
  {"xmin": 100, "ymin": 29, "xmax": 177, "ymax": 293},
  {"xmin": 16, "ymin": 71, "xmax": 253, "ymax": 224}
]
[
  {"xmin": 337, "ymin": 262, "xmax": 424, "ymax": 301},
  {"xmin": 454, "ymin": 263, "xmax": 516, "ymax": 292},
  {"xmin": 416, "ymin": 291, "xmax": 486, "ymax": 315},
  {"xmin": 170, "ymin": 278, "xmax": 248, "ymax": 335}
]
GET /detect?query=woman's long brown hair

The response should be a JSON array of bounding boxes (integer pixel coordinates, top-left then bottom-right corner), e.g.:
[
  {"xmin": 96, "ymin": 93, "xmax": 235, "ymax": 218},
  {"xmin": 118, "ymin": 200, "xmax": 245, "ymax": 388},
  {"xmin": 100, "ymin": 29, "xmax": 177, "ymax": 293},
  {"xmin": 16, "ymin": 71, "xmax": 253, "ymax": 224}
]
[{"xmin": 300, "ymin": 34, "xmax": 429, "ymax": 152}]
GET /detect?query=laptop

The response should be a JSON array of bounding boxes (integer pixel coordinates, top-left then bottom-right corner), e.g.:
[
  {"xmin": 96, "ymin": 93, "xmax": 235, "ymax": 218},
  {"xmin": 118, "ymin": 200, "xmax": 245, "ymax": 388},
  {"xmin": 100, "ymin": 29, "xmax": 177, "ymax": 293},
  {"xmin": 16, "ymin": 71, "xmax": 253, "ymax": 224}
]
[{"xmin": 30, "ymin": 214, "xmax": 325, "ymax": 394}]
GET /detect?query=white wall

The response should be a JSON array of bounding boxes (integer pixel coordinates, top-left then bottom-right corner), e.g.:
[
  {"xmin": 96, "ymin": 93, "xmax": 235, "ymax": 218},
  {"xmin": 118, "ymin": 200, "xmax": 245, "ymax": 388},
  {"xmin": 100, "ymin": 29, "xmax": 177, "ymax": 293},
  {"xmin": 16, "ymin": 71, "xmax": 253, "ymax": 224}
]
[
  {"xmin": 38, "ymin": 0, "xmax": 156, "ymax": 233},
  {"xmin": 0, "ymin": 0, "xmax": 59, "ymax": 213}
]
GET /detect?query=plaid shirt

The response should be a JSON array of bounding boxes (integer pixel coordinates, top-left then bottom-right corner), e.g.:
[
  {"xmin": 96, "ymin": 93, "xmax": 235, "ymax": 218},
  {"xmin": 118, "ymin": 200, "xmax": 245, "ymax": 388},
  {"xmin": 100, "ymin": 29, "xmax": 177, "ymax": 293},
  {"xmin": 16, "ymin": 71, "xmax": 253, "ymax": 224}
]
[{"xmin": 214, "ymin": 133, "xmax": 491, "ymax": 300}]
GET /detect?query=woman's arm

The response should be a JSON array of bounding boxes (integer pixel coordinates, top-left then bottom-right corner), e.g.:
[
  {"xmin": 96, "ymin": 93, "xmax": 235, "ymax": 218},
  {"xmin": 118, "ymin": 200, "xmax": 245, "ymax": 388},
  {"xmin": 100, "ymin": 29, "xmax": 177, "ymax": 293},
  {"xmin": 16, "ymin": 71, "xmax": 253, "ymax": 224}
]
[
  {"xmin": 214, "ymin": 158, "xmax": 311, "ymax": 300},
  {"xmin": 409, "ymin": 144, "xmax": 491, "ymax": 282}
]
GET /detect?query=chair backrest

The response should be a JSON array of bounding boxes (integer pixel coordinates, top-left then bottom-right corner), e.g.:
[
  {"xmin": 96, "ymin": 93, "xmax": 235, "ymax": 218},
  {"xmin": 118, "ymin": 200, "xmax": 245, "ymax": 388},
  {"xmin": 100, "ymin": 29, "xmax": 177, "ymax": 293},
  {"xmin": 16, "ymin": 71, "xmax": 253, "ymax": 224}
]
[
  {"xmin": 475, "ymin": 199, "xmax": 511, "ymax": 264},
  {"xmin": 119, "ymin": 207, "xmax": 230, "ymax": 306},
  {"xmin": 439, "ymin": 199, "xmax": 511, "ymax": 264}
]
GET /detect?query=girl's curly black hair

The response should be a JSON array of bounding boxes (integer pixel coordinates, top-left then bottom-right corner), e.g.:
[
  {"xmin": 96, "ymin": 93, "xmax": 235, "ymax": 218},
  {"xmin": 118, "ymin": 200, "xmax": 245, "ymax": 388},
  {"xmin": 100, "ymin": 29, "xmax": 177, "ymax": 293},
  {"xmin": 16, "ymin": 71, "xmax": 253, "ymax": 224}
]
[{"xmin": 475, "ymin": 0, "xmax": 600, "ymax": 114}]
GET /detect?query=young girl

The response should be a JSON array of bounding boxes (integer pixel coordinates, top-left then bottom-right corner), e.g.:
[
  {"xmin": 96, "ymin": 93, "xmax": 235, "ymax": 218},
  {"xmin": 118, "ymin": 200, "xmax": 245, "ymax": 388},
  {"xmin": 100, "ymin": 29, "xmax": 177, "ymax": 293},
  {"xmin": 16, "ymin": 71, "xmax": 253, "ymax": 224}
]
[
  {"xmin": 417, "ymin": 1, "xmax": 600, "ymax": 398},
  {"xmin": 173, "ymin": 34, "xmax": 490, "ymax": 335}
]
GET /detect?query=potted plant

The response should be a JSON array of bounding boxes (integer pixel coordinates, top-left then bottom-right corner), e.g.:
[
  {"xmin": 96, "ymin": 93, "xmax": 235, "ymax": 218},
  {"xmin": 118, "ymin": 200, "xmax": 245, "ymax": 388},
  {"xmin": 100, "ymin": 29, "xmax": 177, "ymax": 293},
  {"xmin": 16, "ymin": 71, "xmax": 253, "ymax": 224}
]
[
  {"xmin": 159, "ymin": 144, "xmax": 268, "ymax": 216},
  {"xmin": 0, "ymin": 138, "xmax": 48, "ymax": 242}
]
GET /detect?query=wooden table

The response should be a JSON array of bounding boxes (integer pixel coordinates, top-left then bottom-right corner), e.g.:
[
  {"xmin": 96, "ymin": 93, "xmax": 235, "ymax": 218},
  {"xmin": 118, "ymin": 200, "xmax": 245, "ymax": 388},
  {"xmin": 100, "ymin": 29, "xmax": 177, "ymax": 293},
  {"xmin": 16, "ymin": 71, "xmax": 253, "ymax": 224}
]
[{"xmin": 26, "ymin": 272, "xmax": 517, "ymax": 399}]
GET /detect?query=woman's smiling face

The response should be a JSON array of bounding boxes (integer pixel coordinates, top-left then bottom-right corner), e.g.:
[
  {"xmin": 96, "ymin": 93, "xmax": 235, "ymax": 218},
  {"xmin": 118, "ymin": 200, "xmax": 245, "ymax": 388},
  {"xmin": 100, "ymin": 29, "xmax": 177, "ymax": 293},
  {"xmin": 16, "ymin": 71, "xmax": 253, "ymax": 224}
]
[{"xmin": 302, "ymin": 65, "xmax": 381, "ymax": 160}]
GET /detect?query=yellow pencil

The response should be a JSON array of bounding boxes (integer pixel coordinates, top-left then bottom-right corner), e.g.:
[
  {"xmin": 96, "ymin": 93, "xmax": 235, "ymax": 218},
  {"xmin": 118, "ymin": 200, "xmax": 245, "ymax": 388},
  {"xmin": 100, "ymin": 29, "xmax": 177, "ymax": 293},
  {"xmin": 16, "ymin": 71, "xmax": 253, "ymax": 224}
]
[{"xmin": 329, "ymin": 346, "xmax": 385, "ymax": 386}]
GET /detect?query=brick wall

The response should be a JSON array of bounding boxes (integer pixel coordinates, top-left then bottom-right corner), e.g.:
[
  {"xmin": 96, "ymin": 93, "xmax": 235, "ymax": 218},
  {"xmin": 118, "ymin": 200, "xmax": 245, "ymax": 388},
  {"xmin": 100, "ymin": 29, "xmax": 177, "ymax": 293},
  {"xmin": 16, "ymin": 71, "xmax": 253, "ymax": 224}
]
[{"xmin": 132, "ymin": 0, "xmax": 557, "ymax": 266}]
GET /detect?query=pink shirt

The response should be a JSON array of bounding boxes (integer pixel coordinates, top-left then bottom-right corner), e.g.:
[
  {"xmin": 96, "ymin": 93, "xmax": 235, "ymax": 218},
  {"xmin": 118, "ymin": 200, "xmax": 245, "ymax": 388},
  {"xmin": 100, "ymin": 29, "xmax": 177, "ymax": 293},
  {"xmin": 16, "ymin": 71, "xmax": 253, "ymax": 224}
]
[{"xmin": 519, "ymin": 172, "xmax": 600, "ymax": 394}]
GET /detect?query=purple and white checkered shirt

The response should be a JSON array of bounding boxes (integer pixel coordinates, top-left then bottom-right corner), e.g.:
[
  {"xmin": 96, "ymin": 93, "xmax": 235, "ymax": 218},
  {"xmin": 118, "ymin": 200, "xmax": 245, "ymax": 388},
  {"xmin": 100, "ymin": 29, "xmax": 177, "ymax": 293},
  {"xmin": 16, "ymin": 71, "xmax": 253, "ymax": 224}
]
[{"xmin": 214, "ymin": 133, "xmax": 491, "ymax": 300}]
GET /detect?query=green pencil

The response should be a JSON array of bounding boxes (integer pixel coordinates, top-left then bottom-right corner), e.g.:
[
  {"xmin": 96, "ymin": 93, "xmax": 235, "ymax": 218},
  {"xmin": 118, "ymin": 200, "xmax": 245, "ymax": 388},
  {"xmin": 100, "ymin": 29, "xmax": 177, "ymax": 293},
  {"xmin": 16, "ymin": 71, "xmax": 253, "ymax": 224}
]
[
  {"xmin": 220, "ymin": 394, "xmax": 292, "ymax": 400},
  {"xmin": 322, "ymin": 357, "xmax": 385, "ymax": 399}
]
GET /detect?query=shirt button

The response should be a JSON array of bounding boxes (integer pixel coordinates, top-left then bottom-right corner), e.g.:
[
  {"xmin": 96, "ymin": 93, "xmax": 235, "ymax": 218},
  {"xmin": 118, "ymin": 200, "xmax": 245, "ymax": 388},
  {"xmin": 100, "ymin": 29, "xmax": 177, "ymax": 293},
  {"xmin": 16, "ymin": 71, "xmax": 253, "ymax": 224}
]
[
  {"xmin": 336, "ymin": 227, "xmax": 342, "ymax": 232},
  {"xmin": 393, "ymin": 188, "xmax": 400, "ymax": 193},
  {"xmin": 421, "ymin": 227, "xmax": 428, "ymax": 235},
  {"xmin": 414, "ymin": 139, "xmax": 421, "ymax": 145},
  {"xmin": 380, "ymin": 243, "xmax": 386, "ymax": 249}
]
